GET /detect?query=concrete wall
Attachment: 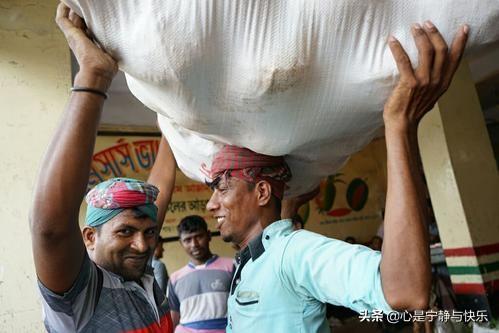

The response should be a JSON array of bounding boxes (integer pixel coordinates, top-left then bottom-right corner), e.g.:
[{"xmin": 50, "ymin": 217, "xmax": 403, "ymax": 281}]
[{"xmin": 0, "ymin": 1, "xmax": 69, "ymax": 331}]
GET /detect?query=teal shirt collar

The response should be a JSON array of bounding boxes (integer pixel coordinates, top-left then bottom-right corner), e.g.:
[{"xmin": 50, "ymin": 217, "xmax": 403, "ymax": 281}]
[{"xmin": 239, "ymin": 219, "xmax": 294, "ymax": 263}]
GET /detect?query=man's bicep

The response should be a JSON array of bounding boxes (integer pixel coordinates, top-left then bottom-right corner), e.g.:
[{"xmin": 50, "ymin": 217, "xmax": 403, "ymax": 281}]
[
  {"xmin": 282, "ymin": 232, "xmax": 391, "ymax": 312},
  {"xmin": 32, "ymin": 221, "xmax": 86, "ymax": 294}
]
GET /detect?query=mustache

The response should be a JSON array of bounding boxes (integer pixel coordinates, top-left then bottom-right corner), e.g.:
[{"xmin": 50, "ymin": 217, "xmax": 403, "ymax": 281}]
[{"xmin": 123, "ymin": 250, "xmax": 152, "ymax": 258}]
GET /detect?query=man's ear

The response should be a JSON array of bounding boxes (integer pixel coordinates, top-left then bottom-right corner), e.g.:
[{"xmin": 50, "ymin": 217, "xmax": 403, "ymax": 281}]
[
  {"xmin": 82, "ymin": 226, "xmax": 97, "ymax": 250},
  {"xmin": 255, "ymin": 180, "xmax": 272, "ymax": 207},
  {"xmin": 207, "ymin": 230, "xmax": 212, "ymax": 242}
]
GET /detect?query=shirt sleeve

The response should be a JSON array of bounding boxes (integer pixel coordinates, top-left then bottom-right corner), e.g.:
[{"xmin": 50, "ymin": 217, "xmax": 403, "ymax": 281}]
[
  {"xmin": 167, "ymin": 278, "xmax": 180, "ymax": 312},
  {"xmin": 37, "ymin": 253, "xmax": 101, "ymax": 328},
  {"xmin": 280, "ymin": 230, "xmax": 393, "ymax": 314},
  {"xmin": 153, "ymin": 260, "xmax": 168, "ymax": 294}
]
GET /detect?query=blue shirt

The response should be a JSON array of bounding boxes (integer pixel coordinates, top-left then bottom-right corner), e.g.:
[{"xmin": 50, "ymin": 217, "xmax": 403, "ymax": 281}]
[{"xmin": 227, "ymin": 220, "xmax": 392, "ymax": 333}]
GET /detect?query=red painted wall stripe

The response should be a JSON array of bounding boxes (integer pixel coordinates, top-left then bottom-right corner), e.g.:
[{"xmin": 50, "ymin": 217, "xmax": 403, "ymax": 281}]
[
  {"xmin": 453, "ymin": 279, "xmax": 499, "ymax": 295},
  {"xmin": 453, "ymin": 283, "xmax": 487, "ymax": 295},
  {"xmin": 444, "ymin": 242, "xmax": 499, "ymax": 257}
]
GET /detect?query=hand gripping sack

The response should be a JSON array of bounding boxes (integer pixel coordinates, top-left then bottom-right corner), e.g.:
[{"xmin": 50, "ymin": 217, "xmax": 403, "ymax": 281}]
[{"xmin": 64, "ymin": 0, "xmax": 499, "ymax": 195}]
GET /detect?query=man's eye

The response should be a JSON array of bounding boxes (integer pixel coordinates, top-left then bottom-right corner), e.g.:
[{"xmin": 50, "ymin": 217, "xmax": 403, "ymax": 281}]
[
  {"xmin": 145, "ymin": 229, "xmax": 157, "ymax": 236},
  {"xmin": 118, "ymin": 229, "xmax": 132, "ymax": 236}
]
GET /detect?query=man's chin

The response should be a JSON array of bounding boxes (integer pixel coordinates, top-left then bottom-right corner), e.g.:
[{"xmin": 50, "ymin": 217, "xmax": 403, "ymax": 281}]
[{"xmin": 120, "ymin": 264, "xmax": 147, "ymax": 281}]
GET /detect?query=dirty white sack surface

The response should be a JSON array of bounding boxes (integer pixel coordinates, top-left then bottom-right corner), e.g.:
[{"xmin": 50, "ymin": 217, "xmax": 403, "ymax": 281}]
[{"xmin": 64, "ymin": 0, "xmax": 499, "ymax": 196}]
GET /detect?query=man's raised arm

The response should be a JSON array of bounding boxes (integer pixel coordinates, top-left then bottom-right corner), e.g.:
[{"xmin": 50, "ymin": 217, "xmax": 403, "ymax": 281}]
[
  {"xmin": 147, "ymin": 136, "xmax": 176, "ymax": 232},
  {"xmin": 29, "ymin": 3, "xmax": 118, "ymax": 294},
  {"xmin": 380, "ymin": 22, "xmax": 468, "ymax": 310}
]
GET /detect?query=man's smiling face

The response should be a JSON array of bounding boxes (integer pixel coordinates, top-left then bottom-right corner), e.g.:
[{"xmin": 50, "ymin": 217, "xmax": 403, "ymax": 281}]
[
  {"xmin": 206, "ymin": 176, "xmax": 260, "ymax": 246},
  {"xmin": 85, "ymin": 209, "xmax": 157, "ymax": 281}
]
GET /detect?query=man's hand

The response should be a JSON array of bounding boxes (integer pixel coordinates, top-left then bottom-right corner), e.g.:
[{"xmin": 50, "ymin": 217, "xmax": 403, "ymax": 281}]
[
  {"xmin": 281, "ymin": 186, "xmax": 320, "ymax": 219},
  {"xmin": 383, "ymin": 22, "xmax": 468, "ymax": 132},
  {"xmin": 56, "ymin": 2, "xmax": 118, "ymax": 91}
]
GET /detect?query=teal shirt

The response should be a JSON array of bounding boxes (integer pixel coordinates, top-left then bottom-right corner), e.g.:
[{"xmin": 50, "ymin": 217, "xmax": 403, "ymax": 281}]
[{"xmin": 227, "ymin": 220, "xmax": 392, "ymax": 333}]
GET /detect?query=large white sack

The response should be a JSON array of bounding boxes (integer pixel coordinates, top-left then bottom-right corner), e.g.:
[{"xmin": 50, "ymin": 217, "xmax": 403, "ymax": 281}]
[{"xmin": 64, "ymin": 0, "xmax": 499, "ymax": 196}]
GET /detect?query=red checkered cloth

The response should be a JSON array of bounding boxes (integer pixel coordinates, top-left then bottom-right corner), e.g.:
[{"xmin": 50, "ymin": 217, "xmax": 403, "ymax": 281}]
[
  {"xmin": 206, "ymin": 145, "xmax": 292, "ymax": 200},
  {"xmin": 86, "ymin": 178, "xmax": 159, "ymax": 209}
]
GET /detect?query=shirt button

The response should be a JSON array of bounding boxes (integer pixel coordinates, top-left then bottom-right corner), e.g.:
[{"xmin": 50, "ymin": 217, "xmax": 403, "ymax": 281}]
[{"xmin": 265, "ymin": 235, "xmax": 270, "ymax": 240}]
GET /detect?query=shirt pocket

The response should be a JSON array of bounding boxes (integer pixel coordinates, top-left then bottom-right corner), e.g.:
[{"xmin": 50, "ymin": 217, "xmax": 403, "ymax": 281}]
[{"xmin": 235, "ymin": 290, "xmax": 260, "ymax": 306}]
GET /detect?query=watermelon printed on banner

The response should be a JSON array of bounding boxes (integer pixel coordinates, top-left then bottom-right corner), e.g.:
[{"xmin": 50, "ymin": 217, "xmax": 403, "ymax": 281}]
[
  {"xmin": 347, "ymin": 178, "xmax": 369, "ymax": 211},
  {"xmin": 297, "ymin": 202, "xmax": 310, "ymax": 225},
  {"xmin": 315, "ymin": 174, "xmax": 345, "ymax": 212}
]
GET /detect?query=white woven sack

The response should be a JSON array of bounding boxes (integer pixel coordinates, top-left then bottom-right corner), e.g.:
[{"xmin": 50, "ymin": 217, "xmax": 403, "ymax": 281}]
[{"xmin": 64, "ymin": 0, "xmax": 499, "ymax": 196}]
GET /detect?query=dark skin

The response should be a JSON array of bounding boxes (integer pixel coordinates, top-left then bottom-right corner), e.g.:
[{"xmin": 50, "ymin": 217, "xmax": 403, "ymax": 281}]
[
  {"xmin": 82, "ymin": 210, "xmax": 158, "ymax": 281},
  {"xmin": 29, "ymin": 3, "xmax": 175, "ymax": 292},
  {"xmin": 207, "ymin": 22, "xmax": 468, "ymax": 311},
  {"xmin": 207, "ymin": 176, "xmax": 279, "ymax": 248},
  {"xmin": 154, "ymin": 240, "xmax": 165, "ymax": 259},
  {"xmin": 179, "ymin": 229, "xmax": 213, "ymax": 266},
  {"xmin": 147, "ymin": 136, "xmax": 176, "ymax": 231}
]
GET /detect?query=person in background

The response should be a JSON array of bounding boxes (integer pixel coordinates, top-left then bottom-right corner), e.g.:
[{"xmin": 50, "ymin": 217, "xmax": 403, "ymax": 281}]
[
  {"xmin": 152, "ymin": 237, "xmax": 170, "ymax": 294},
  {"xmin": 291, "ymin": 214, "xmax": 304, "ymax": 230},
  {"xmin": 369, "ymin": 236, "xmax": 383, "ymax": 251},
  {"xmin": 168, "ymin": 215, "xmax": 234, "ymax": 332},
  {"xmin": 282, "ymin": 186, "xmax": 319, "ymax": 231},
  {"xmin": 345, "ymin": 236, "xmax": 357, "ymax": 244}
]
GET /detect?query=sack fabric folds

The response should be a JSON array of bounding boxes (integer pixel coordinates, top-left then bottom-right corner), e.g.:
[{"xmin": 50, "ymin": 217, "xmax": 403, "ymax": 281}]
[{"xmin": 64, "ymin": 0, "xmax": 499, "ymax": 195}]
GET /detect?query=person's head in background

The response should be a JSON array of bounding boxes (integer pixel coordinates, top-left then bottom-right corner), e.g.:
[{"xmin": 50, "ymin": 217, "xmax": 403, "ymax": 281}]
[
  {"xmin": 154, "ymin": 237, "xmax": 165, "ymax": 259},
  {"xmin": 291, "ymin": 214, "xmax": 304, "ymax": 230},
  {"xmin": 344, "ymin": 236, "xmax": 356, "ymax": 244},
  {"xmin": 369, "ymin": 236, "xmax": 383, "ymax": 251},
  {"xmin": 177, "ymin": 215, "xmax": 213, "ymax": 265}
]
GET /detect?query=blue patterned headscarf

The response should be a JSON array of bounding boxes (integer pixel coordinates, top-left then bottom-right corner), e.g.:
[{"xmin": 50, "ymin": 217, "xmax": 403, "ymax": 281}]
[{"xmin": 85, "ymin": 178, "xmax": 159, "ymax": 227}]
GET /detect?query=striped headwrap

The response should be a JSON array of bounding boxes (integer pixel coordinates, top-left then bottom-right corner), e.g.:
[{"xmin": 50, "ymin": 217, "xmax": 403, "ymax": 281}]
[
  {"xmin": 85, "ymin": 178, "xmax": 159, "ymax": 227},
  {"xmin": 206, "ymin": 145, "xmax": 292, "ymax": 200}
]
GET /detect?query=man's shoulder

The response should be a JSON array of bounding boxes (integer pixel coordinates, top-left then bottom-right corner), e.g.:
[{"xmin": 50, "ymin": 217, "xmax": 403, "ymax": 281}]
[
  {"xmin": 277, "ymin": 229, "xmax": 345, "ymax": 256},
  {"xmin": 277, "ymin": 228, "xmax": 326, "ymax": 245},
  {"xmin": 151, "ymin": 258, "xmax": 166, "ymax": 268},
  {"xmin": 213, "ymin": 256, "xmax": 234, "ymax": 270},
  {"xmin": 169, "ymin": 264, "xmax": 193, "ymax": 284}
]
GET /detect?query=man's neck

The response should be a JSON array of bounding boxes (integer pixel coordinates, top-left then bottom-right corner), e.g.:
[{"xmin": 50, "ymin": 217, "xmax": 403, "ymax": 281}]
[
  {"xmin": 190, "ymin": 252, "xmax": 214, "ymax": 266},
  {"xmin": 238, "ymin": 213, "xmax": 281, "ymax": 249}
]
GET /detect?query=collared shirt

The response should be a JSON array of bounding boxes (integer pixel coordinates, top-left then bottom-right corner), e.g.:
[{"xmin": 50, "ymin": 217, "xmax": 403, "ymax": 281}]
[
  {"xmin": 38, "ymin": 254, "xmax": 172, "ymax": 333},
  {"xmin": 168, "ymin": 255, "xmax": 234, "ymax": 333},
  {"xmin": 227, "ymin": 220, "xmax": 392, "ymax": 333}
]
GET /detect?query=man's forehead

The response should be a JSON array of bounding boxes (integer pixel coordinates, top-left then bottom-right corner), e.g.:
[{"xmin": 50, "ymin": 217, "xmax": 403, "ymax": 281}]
[
  {"xmin": 108, "ymin": 210, "xmax": 156, "ymax": 228},
  {"xmin": 180, "ymin": 229, "xmax": 208, "ymax": 240},
  {"xmin": 218, "ymin": 175, "xmax": 246, "ymax": 187}
]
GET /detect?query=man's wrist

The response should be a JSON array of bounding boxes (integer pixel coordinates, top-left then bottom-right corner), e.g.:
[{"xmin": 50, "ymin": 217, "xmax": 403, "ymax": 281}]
[
  {"xmin": 74, "ymin": 70, "xmax": 114, "ymax": 92},
  {"xmin": 383, "ymin": 118, "xmax": 418, "ymax": 138}
]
